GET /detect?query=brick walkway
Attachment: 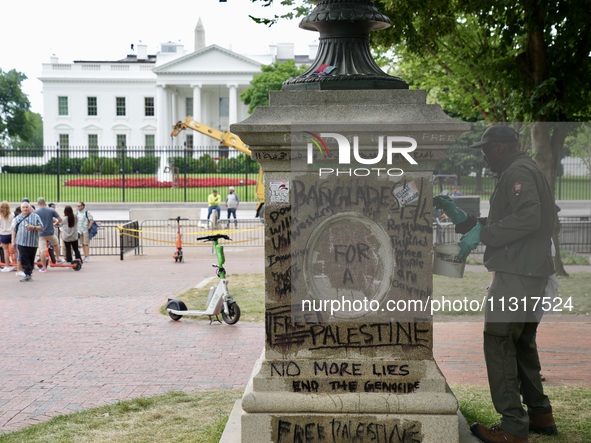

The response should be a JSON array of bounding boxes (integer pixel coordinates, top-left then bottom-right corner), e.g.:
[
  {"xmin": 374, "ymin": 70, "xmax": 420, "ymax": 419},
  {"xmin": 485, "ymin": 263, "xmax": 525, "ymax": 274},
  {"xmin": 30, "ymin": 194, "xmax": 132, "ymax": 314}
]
[{"xmin": 1, "ymin": 247, "xmax": 589, "ymax": 434}]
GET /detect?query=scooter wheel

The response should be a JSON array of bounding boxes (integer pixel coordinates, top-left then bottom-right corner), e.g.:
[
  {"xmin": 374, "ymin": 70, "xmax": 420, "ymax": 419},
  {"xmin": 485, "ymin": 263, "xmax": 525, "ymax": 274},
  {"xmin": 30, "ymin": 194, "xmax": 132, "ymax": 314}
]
[
  {"xmin": 73, "ymin": 260, "xmax": 82, "ymax": 271},
  {"xmin": 222, "ymin": 302, "xmax": 241, "ymax": 325},
  {"xmin": 166, "ymin": 299, "xmax": 187, "ymax": 321},
  {"xmin": 169, "ymin": 312, "xmax": 183, "ymax": 321}
]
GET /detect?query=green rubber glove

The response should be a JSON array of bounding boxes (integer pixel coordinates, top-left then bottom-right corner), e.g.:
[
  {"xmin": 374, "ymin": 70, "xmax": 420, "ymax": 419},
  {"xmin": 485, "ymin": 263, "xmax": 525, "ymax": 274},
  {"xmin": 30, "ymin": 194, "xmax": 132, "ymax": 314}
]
[
  {"xmin": 457, "ymin": 222, "xmax": 482, "ymax": 261},
  {"xmin": 433, "ymin": 195, "xmax": 468, "ymax": 224}
]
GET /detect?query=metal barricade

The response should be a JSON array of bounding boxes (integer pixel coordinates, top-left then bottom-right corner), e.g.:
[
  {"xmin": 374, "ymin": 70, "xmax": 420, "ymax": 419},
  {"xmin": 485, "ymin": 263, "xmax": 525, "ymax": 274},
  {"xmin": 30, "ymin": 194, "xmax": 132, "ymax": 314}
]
[
  {"xmin": 119, "ymin": 220, "xmax": 140, "ymax": 260},
  {"xmin": 135, "ymin": 218, "xmax": 264, "ymax": 255},
  {"xmin": 88, "ymin": 220, "xmax": 133, "ymax": 257}
]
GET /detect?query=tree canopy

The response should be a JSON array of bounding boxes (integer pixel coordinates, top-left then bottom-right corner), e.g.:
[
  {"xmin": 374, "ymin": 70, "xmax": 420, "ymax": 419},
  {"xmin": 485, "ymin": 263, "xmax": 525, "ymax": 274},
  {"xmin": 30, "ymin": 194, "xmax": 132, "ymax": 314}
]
[
  {"xmin": 250, "ymin": 0, "xmax": 591, "ymax": 274},
  {"xmin": 240, "ymin": 60, "xmax": 307, "ymax": 113},
  {"xmin": 0, "ymin": 68, "xmax": 32, "ymax": 145},
  {"xmin": 0, "ymin": 68, "xmax": 42, "ymax": 150},
  {"xmin": 373, "ymin": 0, "xmax": 591, "ymax": 188}
]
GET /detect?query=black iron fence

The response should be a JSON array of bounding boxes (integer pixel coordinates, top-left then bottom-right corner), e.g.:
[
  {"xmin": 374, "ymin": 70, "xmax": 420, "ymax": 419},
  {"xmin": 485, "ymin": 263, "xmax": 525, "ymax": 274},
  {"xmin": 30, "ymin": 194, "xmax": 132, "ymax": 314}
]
[
  {"xmin": 0, "ymin": 146, "xmax": 259, "ymax": 203},
  {"xmin": 1, "ymin": 146, "xmax": 588, "ymax": 203},
  {"xmin": 434, "ymin": 216, "xmax": 591, "ymax": 254},
  {"xmin": 434, "ymin": 146, "xmax": 590, "ymax": 200}
]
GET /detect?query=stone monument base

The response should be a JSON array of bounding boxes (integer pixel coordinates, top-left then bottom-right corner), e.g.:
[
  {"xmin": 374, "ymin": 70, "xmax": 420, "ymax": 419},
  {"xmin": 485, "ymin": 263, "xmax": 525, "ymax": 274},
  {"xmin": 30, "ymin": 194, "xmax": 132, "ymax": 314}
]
[
  {"xmin": 227, "ymin": 354, "xmax": 475, "ymax": 443},
  {"xmin": 221, "ymin": 399, "xmax": 479, "ymax": 443}
]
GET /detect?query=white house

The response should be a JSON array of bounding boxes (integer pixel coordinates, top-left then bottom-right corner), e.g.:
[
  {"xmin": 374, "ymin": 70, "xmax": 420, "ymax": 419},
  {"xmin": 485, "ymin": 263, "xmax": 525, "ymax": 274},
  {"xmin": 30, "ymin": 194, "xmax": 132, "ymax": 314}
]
[{"xmin": 39, "ymin": 19, "xmax": 316, "ymax": 153}]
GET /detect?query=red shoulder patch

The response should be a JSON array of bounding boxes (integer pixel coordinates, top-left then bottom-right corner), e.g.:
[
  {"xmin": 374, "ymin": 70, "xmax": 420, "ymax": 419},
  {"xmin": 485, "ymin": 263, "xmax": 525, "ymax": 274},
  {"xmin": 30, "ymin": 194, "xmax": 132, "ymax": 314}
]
[{"xmin": 512, "ymin": 181, "xmax": 523, "ymax": 196}]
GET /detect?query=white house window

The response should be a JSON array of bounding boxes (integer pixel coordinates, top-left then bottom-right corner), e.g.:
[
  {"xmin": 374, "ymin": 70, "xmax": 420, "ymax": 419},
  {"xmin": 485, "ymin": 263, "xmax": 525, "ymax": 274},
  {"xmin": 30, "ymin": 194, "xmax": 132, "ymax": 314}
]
[
  {"xmin": 117, "ymin": 134, "xmax": 127, "ymax": 148},
  {"xmin": 58, "ymin": 96, "xmax": 69, "ymax": 116},
  {"xmin": 186, "ymin": 134, "xmax": 194, "ymax": 150},
  {"xmin": 88, "ymin": 134, "xmax": 98, "ymax": 156},
  {"xmin": 116, "ymin": 97, "xmax": 126, "ymax": 116},
  {"xmin": 186, "ymin": 97, "xmax": 193, "ymax": 117},
  {"xmin": 87, "ymin": 97, "xmax": 97, "ymax": 116},
  {"xmin": 219, "ymin": 97, "xmax": 229, "ymax": 117},
  {"xmin": 59, "ymin": 134, "xmax": 70, "ymax": 157},
  {"xmin": 145, "ymin": 134, "xmax": 155, "ymax": 155},
  {"xmin": 144, "ymin": 97, "xmax": 154, "ymax": 116}
]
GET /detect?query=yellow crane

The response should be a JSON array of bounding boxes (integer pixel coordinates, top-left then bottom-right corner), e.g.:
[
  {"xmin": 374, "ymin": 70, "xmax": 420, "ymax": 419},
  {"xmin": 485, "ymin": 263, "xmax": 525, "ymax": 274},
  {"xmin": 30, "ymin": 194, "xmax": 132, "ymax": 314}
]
[{"xmin": 171, "ymin": 116, "xmax": 264, "ymax": 217}]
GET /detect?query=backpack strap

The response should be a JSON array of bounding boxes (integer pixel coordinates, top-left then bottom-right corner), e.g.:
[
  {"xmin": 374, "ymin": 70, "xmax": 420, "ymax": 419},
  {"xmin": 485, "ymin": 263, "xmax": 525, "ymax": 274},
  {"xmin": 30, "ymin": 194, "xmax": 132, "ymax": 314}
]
[{"xmin": 13, "ymin": 215, "xmax": 30, "ymax": 234}]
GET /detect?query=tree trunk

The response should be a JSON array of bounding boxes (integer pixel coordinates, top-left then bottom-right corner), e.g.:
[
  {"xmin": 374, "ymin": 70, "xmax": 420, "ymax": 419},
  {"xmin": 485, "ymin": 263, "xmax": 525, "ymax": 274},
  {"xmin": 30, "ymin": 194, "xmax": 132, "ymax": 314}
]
[{"xmin": 530, "ymin": 122, "xmax": 569, "ymax": 276}]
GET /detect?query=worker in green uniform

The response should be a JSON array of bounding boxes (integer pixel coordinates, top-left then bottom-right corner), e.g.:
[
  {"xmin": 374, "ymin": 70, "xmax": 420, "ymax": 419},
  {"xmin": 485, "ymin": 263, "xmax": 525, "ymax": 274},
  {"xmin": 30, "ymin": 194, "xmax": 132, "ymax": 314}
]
[{"xmin": 434, "ymin": 125, "xmax": 557, "ymax": 443}]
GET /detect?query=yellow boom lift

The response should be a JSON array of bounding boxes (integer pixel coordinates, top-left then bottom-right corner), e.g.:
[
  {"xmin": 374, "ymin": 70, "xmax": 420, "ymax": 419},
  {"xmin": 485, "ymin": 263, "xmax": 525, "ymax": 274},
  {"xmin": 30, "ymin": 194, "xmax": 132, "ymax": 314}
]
[{"xmin": 171, "ymin": 116, "xmax": 264, "ymax": 218}]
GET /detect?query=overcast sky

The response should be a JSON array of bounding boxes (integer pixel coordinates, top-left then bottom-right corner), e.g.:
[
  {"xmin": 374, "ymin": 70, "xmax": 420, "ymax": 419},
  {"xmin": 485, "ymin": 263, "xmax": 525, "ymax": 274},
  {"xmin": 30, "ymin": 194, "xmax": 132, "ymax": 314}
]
[{"xmin": 1, "ymin": 0, "xmax": 316, "ymax": 114}]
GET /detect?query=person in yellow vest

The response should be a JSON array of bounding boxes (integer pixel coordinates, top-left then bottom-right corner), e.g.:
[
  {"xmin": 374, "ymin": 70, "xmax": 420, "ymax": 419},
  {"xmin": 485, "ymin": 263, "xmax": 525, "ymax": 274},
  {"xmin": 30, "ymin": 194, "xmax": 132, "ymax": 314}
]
[{"xmin": 207, "ymin": 189, "xmax": 221, "ymax": 222}]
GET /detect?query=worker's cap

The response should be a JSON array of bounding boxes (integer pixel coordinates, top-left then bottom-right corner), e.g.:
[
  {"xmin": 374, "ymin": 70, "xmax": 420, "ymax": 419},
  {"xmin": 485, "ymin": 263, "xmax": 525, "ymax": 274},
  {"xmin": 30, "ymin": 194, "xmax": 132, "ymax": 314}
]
[
  {"xmin": 469, "ymin": 126, "xmax": 519, "ymax": 149},
  {"xmin": 228, "ymin": 186, "xmax": 235, "ymax": 190},
  {"xmin": 22, "ymin": 198, "xmax": 30, "ymax": 203},
  {"xmin": 48, "ymin": 202, "xmax": 55, "ymax": 207}
]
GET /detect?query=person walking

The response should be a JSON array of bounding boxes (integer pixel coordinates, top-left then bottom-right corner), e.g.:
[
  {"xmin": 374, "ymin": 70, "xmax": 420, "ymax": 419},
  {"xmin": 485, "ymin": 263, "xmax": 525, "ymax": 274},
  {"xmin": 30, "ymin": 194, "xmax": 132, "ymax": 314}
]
[
  {"xmin": 434, "ymin": 125, "xmax": 556, "ymax": 443},
  {"xmin": 0, "ymin": 201, "xmax": 15, "ymax": 271},
  {"xmin": 207, "ymin": 189, "xmax": 221, "ymax": 224},
  {"xmin": 225, "ymin": 186, "xmax": 240, "ymax": 228},
  {"xmin": 12, "ymin": 201, "xmax": 44, "ymax": 282},
  {"xmin": 60, "ymin": 205, "xmax": 82, "ymax": 263},
  {"xmin": 35, "ymin": 198, "xmax": 63, "ymax": 272},
  {"xmin": 11, "ymin": 206, "xmax": 23, "ymax": 276},
  {"xmin": 76, "ymin": 202, "xmax": 94, "ymax": 263}
]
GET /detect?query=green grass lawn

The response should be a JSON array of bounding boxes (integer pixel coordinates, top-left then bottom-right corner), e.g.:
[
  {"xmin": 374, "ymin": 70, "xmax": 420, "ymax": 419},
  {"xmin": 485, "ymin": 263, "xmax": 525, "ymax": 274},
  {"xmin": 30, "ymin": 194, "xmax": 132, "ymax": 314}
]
[
  {"xmin": 1, "ymin": 386, "xmax": 589, "ymax": 442},
  {"xmin": 0, "ymin": 172, "xmax": 588, "ymax": 203},
  {"xmin": 0, "ymin": 174, "xmax": 258, "ymax": 203},
  {"xmin": 161, "ymin": 271, "xmax": 591, "ymax": 323}
]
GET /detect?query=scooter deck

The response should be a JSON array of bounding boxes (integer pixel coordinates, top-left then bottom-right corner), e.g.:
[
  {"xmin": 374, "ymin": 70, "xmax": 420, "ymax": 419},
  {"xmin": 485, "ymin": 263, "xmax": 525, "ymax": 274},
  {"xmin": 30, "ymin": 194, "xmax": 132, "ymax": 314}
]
[{"xmin": 167, "ymin": 308, "xmax": 215, "ymax": 316}]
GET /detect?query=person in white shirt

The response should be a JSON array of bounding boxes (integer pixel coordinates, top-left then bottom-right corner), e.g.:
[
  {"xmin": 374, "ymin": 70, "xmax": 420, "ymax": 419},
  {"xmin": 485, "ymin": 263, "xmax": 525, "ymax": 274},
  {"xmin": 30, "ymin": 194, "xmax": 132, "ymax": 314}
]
[
  {"xmin": 225, "ymin": 186, "xmax": 240, "ymax": 228},
  {"xmin": 0, "ymin": 201, "xmax": 15, "ymax": 271}
]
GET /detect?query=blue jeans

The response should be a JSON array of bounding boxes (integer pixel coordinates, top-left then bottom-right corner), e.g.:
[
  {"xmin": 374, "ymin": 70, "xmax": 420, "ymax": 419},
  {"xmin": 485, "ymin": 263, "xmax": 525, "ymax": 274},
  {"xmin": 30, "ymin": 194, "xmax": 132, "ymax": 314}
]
[
  {"xmin": 227, "ymin": 208, "xmax": 237, "ymax": 226},
  {"xmin": 207, "ymin": 205, "xmax": 220, "ymax": 220}
]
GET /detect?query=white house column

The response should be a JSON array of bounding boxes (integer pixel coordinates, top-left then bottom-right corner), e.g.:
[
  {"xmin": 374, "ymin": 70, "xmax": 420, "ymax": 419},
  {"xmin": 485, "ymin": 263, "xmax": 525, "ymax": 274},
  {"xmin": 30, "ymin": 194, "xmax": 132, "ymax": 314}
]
[
  {"xmin": 171, "ymin": 91, "xmax": 178, "ymax": 147},
  {"xmin": 156, "ymin": 84, "xmax": 168, "ymax": 147},
  {"xmin": 228, "ymin": 84, "xmax": 238, "ymax": 125},
  {"xmin": 191, "ymin": 84, "xmax": 203, "ymax": 146},
  {"xmin": 156, "ymin": 84, "xmax": 173, "ymax": 182}
]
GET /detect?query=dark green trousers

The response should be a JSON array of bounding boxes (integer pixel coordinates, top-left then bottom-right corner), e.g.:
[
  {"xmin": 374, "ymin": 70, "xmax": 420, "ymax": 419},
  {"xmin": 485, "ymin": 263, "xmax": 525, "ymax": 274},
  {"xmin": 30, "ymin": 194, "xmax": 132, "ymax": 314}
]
[{"xmin": 483, "ymin": 272, "xmax": 551, "ymax": 438}]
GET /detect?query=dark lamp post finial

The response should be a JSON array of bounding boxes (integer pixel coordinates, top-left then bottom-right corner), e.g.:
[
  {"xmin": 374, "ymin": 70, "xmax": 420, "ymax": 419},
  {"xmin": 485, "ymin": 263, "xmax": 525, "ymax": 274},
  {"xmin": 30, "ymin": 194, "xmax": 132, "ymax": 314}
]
[{"xmin": 282, "ymin": 0, "xmax": 408, "ymax": 90}]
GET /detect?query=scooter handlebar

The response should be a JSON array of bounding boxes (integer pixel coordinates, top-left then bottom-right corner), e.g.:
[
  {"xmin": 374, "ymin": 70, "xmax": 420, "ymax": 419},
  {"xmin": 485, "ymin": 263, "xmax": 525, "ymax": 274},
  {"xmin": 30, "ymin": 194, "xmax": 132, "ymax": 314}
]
[{"xmin": 197, "ymin": 234, "xmax": 231, "ymax": 242}]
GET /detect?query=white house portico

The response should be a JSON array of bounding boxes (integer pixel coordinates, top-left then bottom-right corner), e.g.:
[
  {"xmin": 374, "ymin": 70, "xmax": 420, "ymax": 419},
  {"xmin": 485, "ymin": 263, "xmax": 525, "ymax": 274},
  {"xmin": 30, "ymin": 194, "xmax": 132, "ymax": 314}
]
[
  {"xmin": 39, "ymin": 20, "xmax": 315, "ymax": 152},
  {"xmin": 152, "ymin": 44, "xmax": 262, "ymax": 147}
]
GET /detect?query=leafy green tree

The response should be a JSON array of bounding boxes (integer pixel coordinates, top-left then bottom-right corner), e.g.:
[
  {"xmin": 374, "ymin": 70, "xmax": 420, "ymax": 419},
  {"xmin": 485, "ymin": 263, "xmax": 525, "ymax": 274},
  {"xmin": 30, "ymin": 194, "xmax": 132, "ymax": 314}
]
[
  {"xmin": 374, "ymin": 0, "xmax": 591, "ymax": 190},
  {"xmin": 0, "ymin": 68, "xmax": 32, "ymax": 148},
  {"xmin": 240, "ymin": 60, "xmax": 307, "ymax": 113},
  {"xmin": 373, "ymin": 0, "xmax": 591, "ymax": 275},
  {"xmin": 12, "ymin": 111, "xmax": 43, "ymax": 149},
  {"xmin": 252, "ymin": 0, "xmax": 591, "ymax": 274}
]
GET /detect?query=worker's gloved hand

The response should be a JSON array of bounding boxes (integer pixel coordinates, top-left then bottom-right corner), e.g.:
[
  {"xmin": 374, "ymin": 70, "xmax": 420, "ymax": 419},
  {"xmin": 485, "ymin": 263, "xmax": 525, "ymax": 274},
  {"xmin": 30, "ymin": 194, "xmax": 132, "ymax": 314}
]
[
  {"xmin": 433, "ymin": 195, "xmax": 467, "ymax": 224},
  {"xmin": 455, "ymin": 215, "xmax": 477, "ymax": 235},
  {"xmin": 457, "ymin": 222, "xmax": 482, "ymax": 261}
]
